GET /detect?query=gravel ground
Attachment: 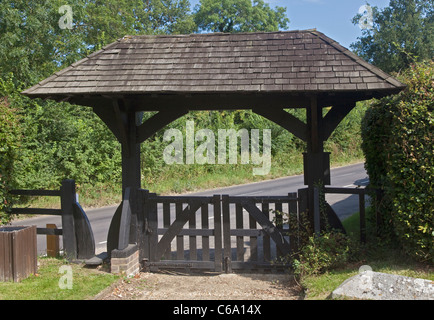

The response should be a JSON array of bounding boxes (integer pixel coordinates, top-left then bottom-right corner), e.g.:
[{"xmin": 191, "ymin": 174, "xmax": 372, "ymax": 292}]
[{"xmin": 94, "ymin": 271, "xmax": 303, "ymax": 300}]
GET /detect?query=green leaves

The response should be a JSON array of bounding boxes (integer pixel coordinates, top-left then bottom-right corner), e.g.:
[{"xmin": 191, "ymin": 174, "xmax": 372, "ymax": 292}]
[
  {"xmin": 194, "ymin": 0, "xmax": 289, "ymax": 33},
  {"xmin": 351, "ymin": 0, "xmax": 433, "ymax": 73},
  {"xmin": 361, "ymin": 60, "xmax": 434, "ymax": 263},
  {"xmin": 0, "ymin": 95, "xmax": 20, "ymax": 224}
]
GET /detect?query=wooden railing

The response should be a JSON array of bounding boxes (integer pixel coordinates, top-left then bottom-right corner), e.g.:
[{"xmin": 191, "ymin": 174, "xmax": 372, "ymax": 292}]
[
  {"xmin": 8, "ymin": 179, "xmax": 95, "ymax": 261},
  {"xmin": 323, "ymin": 186, "xmax": 370, "ymax": 243},
  {"xmin": 9, "ymin": 188, "xmax": 63, "ymax": 236}
]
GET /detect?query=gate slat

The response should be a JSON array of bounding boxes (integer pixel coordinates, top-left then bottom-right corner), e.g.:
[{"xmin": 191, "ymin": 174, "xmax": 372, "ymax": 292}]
[
  {"xmin": 213, "ymin": 195, "xmax": 223, "ymax": 272},
  {"xmin": 201, "ymin": 204, "xmax": 210, "ymax": 261},
  {"xmin": 262, "ymin": 203, "xmax": 271, "ymax": 262},
  {"xmin": 235, "ymin": 203, "xmax": 244, "ymax": 262},
  {"xmin": 222, "ymin": 195, "xmax": 231, "ymax": 265},
  {"xmin": 162, "ymin": 202, "xmax": 171, "ymax": 259},
  {"xmin": 288, "ymin": 193, "xmax": 298, "ymax": 252},
  {"xmin": 189, "ymin": 205, "xmax": 197, "ymax": 260},
  {"xmin": 275, "ymin": 202, "xmax": 283, "ymax": 258},
  {"xmin": 176, "ymin": 202, "xmax": 184, "ymax": 260}
]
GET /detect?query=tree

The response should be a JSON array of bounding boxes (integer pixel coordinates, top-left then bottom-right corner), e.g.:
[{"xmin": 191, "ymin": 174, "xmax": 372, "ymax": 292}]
[
  {"xmin": 351, "ymin": 0, "xmax": 434, "ymax": 73},
  {"xmin": 194, "ymin": 0, "xmax": 289, "ymax": 33},
  {"xmin": 83, "ymin": 0, "xmax": 196, "ymax": 50},
  {"xmin": 0, "ymin": 0, "xmax": 197, "ymax": 87},
  {"xmin": 0, "ymin": 88, "xmax": 21, "ymax": 224}
]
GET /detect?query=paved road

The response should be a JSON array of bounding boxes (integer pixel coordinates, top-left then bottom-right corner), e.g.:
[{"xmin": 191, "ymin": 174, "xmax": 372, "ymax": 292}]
[{"xmin": 13, "ymin": 162, "xmax": 368, "ymax": 255}]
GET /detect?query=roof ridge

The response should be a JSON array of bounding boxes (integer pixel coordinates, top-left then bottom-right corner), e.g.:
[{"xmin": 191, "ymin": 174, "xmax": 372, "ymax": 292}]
[
  {"xmin": 309, "ymin": 30, "xmax": 405, "ymax": 89},
  {"xmin": 124, "ymin": 29, "xmax": 318, "ymax": 39}
]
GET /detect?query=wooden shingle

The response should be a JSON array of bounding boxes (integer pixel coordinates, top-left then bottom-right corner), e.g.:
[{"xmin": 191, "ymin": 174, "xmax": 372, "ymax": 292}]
[{"xmin": 23, "ymin": 30, "xmax": 405, "ymax": 98}]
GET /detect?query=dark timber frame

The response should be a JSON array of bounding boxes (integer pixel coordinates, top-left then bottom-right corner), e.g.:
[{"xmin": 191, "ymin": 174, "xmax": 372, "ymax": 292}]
[
  {"xmin": 22, "ymin": 30, "xmax": 405, "ymax": 270},
  {"xmin": 9, "ymin": 180, "xmax": 95, "ymax": 261}
]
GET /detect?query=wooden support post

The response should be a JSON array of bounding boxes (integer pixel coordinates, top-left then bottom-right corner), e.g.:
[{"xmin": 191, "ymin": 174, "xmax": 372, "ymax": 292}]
[
  {"xmin": 121, "ymin": 108, "xmax": 141, "ymax": 193},
  {"xmin": 46, "ymin": 224, "xmax": 60, "ymax": 257},
  {"xmin": 304, "ymin": 97, "xmax": 346, "ymax": 233},
  {"xmin": 118, "ymin": 187, "xmax": 132, "ymax": 251},
  {"xmin": 107, "ymin": 100, "xmax": 142, "ymax": 257}
]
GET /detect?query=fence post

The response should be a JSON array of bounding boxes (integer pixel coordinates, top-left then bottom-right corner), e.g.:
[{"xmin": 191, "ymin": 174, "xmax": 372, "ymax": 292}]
[
  {"xmin": 46, "ymin": 224, "xmax": 60, "ymax": 257},
  {"xmin": 60, "ymin": 179, "xmax": 77, "ymax": 260},
  {"xmin": 359, "ymin": 191, "xmax": 366, "ymax": 243}
]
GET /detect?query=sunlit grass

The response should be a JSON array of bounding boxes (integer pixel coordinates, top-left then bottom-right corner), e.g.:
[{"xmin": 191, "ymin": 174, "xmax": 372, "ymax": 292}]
[{"xmin": 0, "ymin": 257, "xmax": 118, "ymax": 300}]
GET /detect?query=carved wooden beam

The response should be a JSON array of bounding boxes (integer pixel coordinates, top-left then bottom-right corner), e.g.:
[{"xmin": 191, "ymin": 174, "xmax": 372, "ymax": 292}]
[
  {"xmin": 136, "ymin": 108, "xmax": 188, "ymax": 144},
  {"xmin": 323, "ymin": 103, "xmax": 356, "ymax": 140},
  {"xmin": 252, "ymin": 107, "xmax": 307, "ymax": 141}
]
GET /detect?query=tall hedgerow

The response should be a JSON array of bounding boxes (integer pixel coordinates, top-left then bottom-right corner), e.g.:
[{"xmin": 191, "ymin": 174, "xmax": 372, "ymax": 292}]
[
  {"xmin": 361, "ymin": 60, "xmax": 433, "ymax": 263},
  {"xmin": 0, "ymin": 97, "xmax": 21, "ymax": 225}
]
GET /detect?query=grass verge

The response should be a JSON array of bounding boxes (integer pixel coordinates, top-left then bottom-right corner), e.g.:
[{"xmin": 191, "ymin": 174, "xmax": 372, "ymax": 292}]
[
  {"xmin": 0, "ymin": 257, "xmax": 118, "ymax": 300},
  {"xmin": 299, "ymin": 209, "xmax": 434, "ymax": 300}
]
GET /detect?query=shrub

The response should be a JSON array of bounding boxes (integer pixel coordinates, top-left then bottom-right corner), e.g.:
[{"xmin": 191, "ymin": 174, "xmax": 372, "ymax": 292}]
[
  {"xmin": 0, "ymin": 97, "xmax": 20, "ymax": 224},
  {"xmin": 361, "ymin": 60, "xmax": 434, "ymax": 263},
  {"xmin": 292, "ymin": 231, "xmax": 358, "ymax": 277},
  {"xmin": 277, "ymin": 211, "xmax": 359, "ymax": 278}
]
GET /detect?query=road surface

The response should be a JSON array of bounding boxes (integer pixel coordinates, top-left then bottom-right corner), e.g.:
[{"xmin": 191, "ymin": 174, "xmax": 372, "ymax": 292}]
[{"xmin": 12, "ymin": 162, "xmax": 368, "ymax": 255}]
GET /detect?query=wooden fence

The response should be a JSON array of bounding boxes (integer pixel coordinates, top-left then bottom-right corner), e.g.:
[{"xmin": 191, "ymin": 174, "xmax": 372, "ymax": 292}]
[
  {"xmin": 8, "ymin": 179, "xmax": 95, "ymax": 261},
  {"xmin": 323, "ymin": 187, "xmax": 370, "ymax": 243}
]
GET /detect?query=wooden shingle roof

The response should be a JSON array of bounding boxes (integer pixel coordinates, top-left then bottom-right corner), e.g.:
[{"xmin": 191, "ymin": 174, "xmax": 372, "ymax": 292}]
[{"xmin": 23, "ymin": 29, "xmax": 405, "ymax": 98}]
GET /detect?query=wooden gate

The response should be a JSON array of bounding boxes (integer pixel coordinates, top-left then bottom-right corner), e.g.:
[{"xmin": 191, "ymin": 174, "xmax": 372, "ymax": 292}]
[
  {"xmin": 142, "ymin": 192, "xmax": 299, "ymax": 273},
  {"xmin": 221, "ymin": 194, "xmax": 297, "ymax": 272},
  {"xmin": 144, "ymin": 193, "xmax": 223, "ymax": 272}
]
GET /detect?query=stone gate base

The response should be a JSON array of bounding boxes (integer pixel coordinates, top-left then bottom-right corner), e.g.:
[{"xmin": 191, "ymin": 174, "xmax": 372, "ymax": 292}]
[{"xmin": 110, "ymin": 244, "xmax": 139, "ymax": 277}]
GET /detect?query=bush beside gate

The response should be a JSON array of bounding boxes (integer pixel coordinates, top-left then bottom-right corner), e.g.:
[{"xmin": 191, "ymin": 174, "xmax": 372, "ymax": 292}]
[{"xmin": 361, "ymin": 61, "xmax": 434, "ymax": 263}]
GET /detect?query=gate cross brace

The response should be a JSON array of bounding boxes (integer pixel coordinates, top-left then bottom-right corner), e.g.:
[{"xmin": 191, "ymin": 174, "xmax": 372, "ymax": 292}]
[
  {"xmin": 156, "ymin": 202, "xmax": 202, "ymax": 260},
  {"xmin": 241, "ymin": 201, "xmax": 292, "ymax": 254}
]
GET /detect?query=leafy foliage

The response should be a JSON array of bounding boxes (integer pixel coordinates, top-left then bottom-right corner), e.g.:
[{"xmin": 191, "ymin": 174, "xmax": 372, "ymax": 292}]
[
  {"xmin": 0, "ymin": 93, "xmax": 20, "ymax": 224},
  {"xmin": 0, "ymin": 75, "xmax": 122, "ymax": 193},
  {"xmin": 276, "ymin": 211, "xmax": 359, "ymax": 278},
  {"xmin": 351, "ymin": 0, "xmax": 434, "ymax": 73},
  {"xmin": 361, "ymin": 60, "xmax": 434, "ymax": 263},
  {"xmin": 194, "ymin": 0, "xmax": 289, "ymax": 33},
  {"xmin": 0, "ymin": 0, "xmax": 197, "ymax": 88}
]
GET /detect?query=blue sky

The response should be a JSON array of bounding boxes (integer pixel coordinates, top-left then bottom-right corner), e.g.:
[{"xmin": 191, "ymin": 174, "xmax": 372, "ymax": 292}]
[{"xmin": 190, "ymin": 0, "xmax": 392, "ymax": 49}]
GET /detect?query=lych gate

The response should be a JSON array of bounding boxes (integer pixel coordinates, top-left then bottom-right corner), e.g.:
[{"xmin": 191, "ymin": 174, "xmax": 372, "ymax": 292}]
[{"xmin": 23, "ymin": 30, "xmax": 405, "ymax": 272}]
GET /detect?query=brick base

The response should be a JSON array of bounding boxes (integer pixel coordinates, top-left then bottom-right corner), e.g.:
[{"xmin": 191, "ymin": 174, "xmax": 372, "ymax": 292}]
[{"xmin": 110, "ymin": 244, "xmax": 139, "ymax": 277}]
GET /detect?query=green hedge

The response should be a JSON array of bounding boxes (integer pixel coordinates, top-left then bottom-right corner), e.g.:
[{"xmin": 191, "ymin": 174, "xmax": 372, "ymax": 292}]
[
  {"xmin": 361, "ymin": 61, "xmax": 433, "ymax": 263},
  {"xmin": 0, "ymin": 97, "xmax": 20, "ymax": 224}
]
